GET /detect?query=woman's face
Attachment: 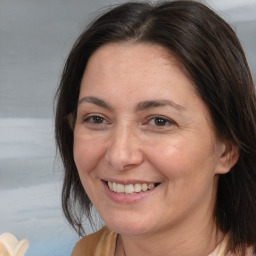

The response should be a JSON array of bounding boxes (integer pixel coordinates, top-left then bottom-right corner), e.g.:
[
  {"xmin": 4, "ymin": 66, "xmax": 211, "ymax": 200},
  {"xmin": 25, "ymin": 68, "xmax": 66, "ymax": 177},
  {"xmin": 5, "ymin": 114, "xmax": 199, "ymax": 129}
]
[{"xmin": 73, "ymin": 43, "xmax": 227, "ymax": 236}]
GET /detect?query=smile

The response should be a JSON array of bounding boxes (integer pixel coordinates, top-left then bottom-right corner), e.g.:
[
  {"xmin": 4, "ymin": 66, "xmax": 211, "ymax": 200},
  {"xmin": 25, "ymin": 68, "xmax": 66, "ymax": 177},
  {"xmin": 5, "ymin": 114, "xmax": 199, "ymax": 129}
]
[{"xmin": 107, "ymin": 181, "xmax": 157, "ymax": 194}]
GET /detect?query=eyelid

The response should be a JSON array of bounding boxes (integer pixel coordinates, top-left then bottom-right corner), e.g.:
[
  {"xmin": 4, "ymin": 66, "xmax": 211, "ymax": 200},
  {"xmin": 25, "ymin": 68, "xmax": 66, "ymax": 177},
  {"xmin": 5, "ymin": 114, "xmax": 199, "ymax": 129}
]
[
  {"xmin": 82, "ymin": 113, "xmax": 110, "ymax": 124},
  {"xmin": 145, "ymin": 115, "xmax": 176, "ymax": 126}
]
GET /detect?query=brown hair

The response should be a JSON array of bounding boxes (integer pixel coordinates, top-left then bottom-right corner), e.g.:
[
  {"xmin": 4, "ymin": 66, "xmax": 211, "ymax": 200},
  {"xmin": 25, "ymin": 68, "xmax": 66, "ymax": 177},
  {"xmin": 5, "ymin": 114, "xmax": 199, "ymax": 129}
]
[{"xmin": 55, "ymin": 1, "xmax": 256, "ymax": 254}]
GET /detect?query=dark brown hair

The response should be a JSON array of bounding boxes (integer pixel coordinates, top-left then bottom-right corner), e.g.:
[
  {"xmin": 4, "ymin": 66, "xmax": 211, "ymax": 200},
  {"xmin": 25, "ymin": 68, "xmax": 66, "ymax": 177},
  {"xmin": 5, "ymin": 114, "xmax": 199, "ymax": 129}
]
[{"xmin": 55, "ymin": 1, "xmax": 256, "ymax": 254}]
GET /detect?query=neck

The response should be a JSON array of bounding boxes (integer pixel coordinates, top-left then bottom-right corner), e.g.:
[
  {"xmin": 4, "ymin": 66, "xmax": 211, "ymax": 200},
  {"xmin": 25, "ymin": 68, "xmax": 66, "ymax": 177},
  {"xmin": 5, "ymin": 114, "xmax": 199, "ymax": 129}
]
[{"xmin": 116, "ymin": 214, "xmax": 224, "ymax": 256}]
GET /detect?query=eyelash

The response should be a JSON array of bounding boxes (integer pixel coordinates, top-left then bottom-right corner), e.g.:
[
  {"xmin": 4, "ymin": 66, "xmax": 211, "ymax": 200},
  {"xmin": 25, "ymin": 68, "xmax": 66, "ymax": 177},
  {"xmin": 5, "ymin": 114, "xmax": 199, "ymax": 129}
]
[
  {"xmin": 145, "ymin": 115, "xmax": 175, "ymax": 128},
  {"xmin": 82, "ymin": 114, "xmax": 175, "ymax": 129},
  {"xmin": 82, "ymin": 114, "xmax": 110, "ymax": 125}
]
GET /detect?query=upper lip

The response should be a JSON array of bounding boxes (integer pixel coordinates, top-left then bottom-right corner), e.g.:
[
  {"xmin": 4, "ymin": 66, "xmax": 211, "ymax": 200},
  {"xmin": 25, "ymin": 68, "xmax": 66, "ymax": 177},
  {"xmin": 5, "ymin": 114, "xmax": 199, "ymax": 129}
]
[{"xmin": 102, "ymin": 179, "xmax": 161, "ymax": 185}]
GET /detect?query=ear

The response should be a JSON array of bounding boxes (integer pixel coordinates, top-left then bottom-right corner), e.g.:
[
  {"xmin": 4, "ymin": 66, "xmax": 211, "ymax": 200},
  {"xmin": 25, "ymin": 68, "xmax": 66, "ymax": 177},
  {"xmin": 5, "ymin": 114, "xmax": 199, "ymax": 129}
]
[
  {"xmin": 66, "ymin": 112, "xmax": 75, "ymax": 131},
  {"xmin": 215, "ymin": 141, "xmax": 239, "ymax": 175}
]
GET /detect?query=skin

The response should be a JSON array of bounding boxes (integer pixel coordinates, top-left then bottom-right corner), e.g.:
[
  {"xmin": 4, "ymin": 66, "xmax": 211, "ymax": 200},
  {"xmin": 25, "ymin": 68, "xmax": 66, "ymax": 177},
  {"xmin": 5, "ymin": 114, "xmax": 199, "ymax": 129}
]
[{"xmin": 73, "ymin": 43, "xmax": 238, "ymax": 256}]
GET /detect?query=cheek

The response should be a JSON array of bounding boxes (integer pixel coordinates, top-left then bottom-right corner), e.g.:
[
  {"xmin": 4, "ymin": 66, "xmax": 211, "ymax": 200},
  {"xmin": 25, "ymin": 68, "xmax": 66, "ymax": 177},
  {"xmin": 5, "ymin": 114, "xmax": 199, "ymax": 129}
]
[
  {"xmin": 145, "ymin": 138, "xmax": 190, "ymax": 178},
  {"xmin": 145, "ymin": 136, "xmax": 216, "ymax": 181},
  {"xmin": 73, "ymin": 133, "xmax": 106, "ymax": 176}
]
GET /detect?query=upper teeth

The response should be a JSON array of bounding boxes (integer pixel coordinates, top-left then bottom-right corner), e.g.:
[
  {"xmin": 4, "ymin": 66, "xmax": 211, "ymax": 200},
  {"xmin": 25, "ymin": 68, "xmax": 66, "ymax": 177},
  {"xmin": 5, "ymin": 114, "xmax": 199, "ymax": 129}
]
[{"xmin": 108, "ymin": 181, "xmax": 155, "ymax": 194}]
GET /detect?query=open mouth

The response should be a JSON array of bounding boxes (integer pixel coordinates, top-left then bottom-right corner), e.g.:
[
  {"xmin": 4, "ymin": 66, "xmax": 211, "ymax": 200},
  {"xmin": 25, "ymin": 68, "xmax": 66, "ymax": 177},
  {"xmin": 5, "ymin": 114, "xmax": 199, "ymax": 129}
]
[{"xmin": 104, "ymin": 181, "xmax": 160, "ymax": 194}]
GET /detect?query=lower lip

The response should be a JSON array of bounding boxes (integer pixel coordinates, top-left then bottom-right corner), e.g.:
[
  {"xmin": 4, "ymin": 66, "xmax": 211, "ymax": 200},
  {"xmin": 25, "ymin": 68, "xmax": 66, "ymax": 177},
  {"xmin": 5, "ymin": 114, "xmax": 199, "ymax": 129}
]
[{"xmin": 102, "ymin": 181, "xmax": 158, "ymax": 204}]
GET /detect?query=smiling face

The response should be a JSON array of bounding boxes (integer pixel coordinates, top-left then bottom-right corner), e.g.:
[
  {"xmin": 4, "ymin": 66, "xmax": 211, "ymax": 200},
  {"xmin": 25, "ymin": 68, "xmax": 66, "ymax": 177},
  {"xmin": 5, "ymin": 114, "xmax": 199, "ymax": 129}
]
[{"xmin": 73, "ymin": 42, "xmax": 229, "ymax": 237}]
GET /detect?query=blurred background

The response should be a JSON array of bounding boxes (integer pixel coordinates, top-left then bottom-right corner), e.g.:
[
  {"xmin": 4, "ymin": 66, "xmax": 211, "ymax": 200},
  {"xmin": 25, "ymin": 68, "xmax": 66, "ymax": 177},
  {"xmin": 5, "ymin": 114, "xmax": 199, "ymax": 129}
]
[{"xmin": 0, "ymin": 0, "xmax": 255, "ymax": 255}]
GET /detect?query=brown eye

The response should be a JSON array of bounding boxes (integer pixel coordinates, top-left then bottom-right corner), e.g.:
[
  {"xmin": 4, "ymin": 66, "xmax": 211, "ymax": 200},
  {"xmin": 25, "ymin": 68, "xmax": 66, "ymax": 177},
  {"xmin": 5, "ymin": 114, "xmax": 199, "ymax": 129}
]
[
  {"xmin": 154, "ymin": 117, "xmax": 168, "ymax": 126},
  {"xmin": 146, "ymin": 115, "xmax": 175, "ymax": 128},
  {"xmin": 92, "ymin": 116, "xmax": 104, "ymax": 123},
  {"xmin": 83, "ymin": 115, "xmax": 107, "ymax": 124}
]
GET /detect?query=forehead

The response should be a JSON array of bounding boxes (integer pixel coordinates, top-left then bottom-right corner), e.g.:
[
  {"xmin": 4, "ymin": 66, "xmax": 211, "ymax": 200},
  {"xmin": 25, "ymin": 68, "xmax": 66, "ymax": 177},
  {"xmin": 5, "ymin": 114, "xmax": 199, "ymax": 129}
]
[
  {"xmin": 89, "ymin": 42, "xmax": 173, "ymax": 61},
  {"xmin": 81, "ymin": 42, "xmax": 196, "ymax": 96},
  {"xmin": 86, "ymin": 42, "xmax": 179, "ymax": 74}
]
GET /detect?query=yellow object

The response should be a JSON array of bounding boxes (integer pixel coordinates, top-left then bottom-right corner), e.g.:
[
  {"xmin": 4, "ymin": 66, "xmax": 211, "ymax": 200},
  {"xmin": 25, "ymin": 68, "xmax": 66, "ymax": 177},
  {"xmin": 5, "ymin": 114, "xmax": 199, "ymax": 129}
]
[{"xmin": 0, "ymin": 233, "xmax": 28, "ymax": 256}]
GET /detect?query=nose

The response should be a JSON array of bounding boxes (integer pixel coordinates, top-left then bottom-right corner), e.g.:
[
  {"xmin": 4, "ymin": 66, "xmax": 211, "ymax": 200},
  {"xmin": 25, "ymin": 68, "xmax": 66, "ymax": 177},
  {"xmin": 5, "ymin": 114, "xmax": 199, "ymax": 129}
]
[{"xmin": 105, "ymin": 125, "xmax": 144, "ymax": 171}]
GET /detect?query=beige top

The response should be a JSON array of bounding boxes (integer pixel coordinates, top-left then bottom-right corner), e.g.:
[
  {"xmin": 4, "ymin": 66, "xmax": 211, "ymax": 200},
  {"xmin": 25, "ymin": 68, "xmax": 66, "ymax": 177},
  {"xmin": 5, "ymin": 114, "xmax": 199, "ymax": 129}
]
[
  {"xmin": 71, "ymin": 227, "xmax": 117, "ymax": 256},
  {"xmin": 71, "ymin": 226, "xmax": 255, "ymax": 256}
]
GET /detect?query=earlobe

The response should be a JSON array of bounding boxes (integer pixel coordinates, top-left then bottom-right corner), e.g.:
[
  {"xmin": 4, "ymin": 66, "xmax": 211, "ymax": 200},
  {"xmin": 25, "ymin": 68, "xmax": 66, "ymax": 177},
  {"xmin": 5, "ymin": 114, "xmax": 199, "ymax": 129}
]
[{"xmin": 215, "ymin": 142, "xmax": 239, "ymax": 175}]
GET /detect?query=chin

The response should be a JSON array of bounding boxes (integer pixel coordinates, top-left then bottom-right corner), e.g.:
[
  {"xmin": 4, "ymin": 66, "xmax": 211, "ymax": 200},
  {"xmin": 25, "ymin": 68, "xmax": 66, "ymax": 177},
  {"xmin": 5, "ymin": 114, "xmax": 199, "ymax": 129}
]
[
  {"xmin": 103, "ymin": 213, "xmax": 154, "ymax": 236},
  {"xmin": 109, "ymin": 224, "xmax": 150, "ymax": 236}
]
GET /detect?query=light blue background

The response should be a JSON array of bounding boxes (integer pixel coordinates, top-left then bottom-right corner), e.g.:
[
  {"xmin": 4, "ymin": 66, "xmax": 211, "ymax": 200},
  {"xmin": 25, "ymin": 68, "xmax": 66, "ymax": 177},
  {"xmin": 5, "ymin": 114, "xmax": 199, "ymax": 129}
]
[{"xmin": 0, "ymin": 0, "xmax": 255, "ymax": 255}]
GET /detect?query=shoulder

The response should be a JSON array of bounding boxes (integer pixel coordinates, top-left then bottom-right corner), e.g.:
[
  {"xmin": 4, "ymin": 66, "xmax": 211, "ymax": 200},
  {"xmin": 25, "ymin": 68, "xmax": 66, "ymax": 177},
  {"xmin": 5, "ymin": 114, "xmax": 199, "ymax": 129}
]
[
  {"xmin": 209, "ymin": 235, "xmax": 256, "ymax": 256},
  {"xmin": 71, "ymin": 226, "xmax": 118, "ymax": 256}
]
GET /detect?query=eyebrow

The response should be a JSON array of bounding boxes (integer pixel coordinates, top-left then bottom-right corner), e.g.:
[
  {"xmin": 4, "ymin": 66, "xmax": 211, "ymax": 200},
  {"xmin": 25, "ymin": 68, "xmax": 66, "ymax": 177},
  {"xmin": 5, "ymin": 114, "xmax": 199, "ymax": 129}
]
[
  {"xmin": 135, "ymin": 99, "xmax": 185, "ymax": 112},
  {"xmin": 78, "ymin": 96, "xmax": 113, "ymax": 110},
  {"xmin": 78, "ymin": 96, "xmax": 185, "ymax": 112}
]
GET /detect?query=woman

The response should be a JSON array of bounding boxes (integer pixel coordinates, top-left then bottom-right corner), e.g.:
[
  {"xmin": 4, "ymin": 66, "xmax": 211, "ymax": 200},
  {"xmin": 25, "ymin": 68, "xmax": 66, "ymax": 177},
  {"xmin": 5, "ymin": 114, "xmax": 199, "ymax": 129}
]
[{"xmin": 55, "ymin": 1, "xmax": 256, "ymax": 255}]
